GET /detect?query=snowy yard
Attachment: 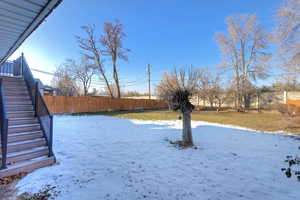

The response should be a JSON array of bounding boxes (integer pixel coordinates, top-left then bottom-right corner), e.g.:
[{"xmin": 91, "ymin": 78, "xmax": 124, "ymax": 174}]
[{"xmin": 17, "ymin": 115, "xmax": 300, "ymax": 200}]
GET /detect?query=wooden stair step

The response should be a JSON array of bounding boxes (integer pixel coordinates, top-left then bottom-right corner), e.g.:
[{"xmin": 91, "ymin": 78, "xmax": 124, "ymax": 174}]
[
  {"xmin": 4, "ymin": 87, "xmax": 28, "ymax": 91},
  {"xmin": 8, "ymin": 130, "xmax": 43, "ymax": 142},
  {"xmin": 1, "ymin": 77, "xmax": 24, "ymax": 82},
  {"xmin": 4, "ymin": 95, "xmax": 30, "ymax": 100},
  {"xmin": 8, "ymin": 124, "xmax": 41, "ymax": 134},
  {"xmin": 4, "ymin": 96, "xmax": 30, "ymax": 99},
  {"xmin": 2, "ymin": 82, "xmax": 25, "ymax": 85},
  {"xmin": 5, "ymin": 96, "xmax": 30, "ymax": 100},
  {"xmin": 4, "ymin": 92, "xmax": 29, "ymax": 96},
  {"xmin": 4, "ymin": 85, "xmax": 27, "ymax": 88},
  {"xmin": 0, "ymin": 156, "xmax": 55, "ymax": 178},
  {"xmin": 6, "ymin": 102, "xmax": 33, "ymax": 106},
  {"xmin": 6, "ymin": 100, "xmax": 32, "ymax": 105},
  {"xmin": 4, "ymin": 91, "xmax": 29, "ymax": 95},
  {"xmin": 3, "ymin": 79, "xmax": 25, "ymax": 83},
  {"xmin": 7, "ymin": 138, "xmax": 46, "ymax": 153},
  {"xmin": 7, "ymin": 111, "xmax": 35, "ymax": 118},
  {"xmin": 6, "ymin": 147, "xmax": 49, "ymax": 164},
  {"xmin": 6, "ymin": 105, "xmax": 33, "ymax": 111},
  {"xmin": 3, "ymin": 83, "xmax": 26, "ymax": 87},
  {"xmin": 8, "ymin": 118, "xmax": 38, "ymax": 126}
]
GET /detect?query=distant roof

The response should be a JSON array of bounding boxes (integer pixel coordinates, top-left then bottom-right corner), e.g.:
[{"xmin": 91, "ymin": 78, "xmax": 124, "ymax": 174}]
[{"xmin": 0, "ymin": 0, "xmax": 62, "ymax": 65}]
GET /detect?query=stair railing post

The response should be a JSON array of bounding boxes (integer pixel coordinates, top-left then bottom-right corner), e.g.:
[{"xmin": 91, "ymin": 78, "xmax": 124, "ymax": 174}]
[
  {"xmin": 1, "ymin": 119, "xmax": 8, "ymax": 169},
  {"xmin": 0, "ymin": 79, "xmax": 8, "ymax": 169},
  {"xmin": 49, "ymin": 115, "xmax": 54, "ymax": 157},
  {"xmin": 21, "ymin": 53, "xmax": 24, "ymax": 77},
  {"xmin": 35, "ymin": 81, "xmax": 39, "ymax": 117}
]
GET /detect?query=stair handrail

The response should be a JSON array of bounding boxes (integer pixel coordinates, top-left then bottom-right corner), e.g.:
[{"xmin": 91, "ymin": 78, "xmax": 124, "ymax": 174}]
[
  {"xmin": 20, "ymin": 54, "xmax": 54, "ymax": 157},
  {"xmin": 0, "ymin": 78, "xmax": 8, "ymax": 169},
  {"xmin": 35, "ymin": 81, "xmax": 54, "ymax": 156}
]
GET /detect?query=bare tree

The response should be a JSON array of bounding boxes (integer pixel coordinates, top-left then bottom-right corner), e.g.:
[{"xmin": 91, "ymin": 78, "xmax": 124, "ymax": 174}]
[
  {"xmin": 215, "ymin": 85, "xmax": 235, "ymax": 111},
  {"xmin": 196, "ymin": 69, "xmax": 226, "ymax": 109},
  {"xmin": 52, "ymin": 64, "xmax": 79, "ymax": 96},
  {"xmin": 196, "ymin": 69, "xmax": 210, "ymax": 107},
  {"xmin": 199, "ymin": 71, "xmax": 221, "ymax": 108},
  {"xmin": 65, "ymin": 57, "xmax": 97, "ymax": 96},
  {"xmin": 206, "ymin": 74, "xmax": 227, "ymax": 110},
  {"xmin": 215, "ymin": 14, "xmax": 271, "ymax": 111},
  {"xmin": 103, "ymin": 83, "xmax": 120, "ymax": 97},
  {"xmin": 76, "ymin": 25, "xmax": 114, "ymax": 97},
  {"xmin": 156, "ymin": 68, "xmax": 199, "ymax": 146},
  {"xmin": 101, "ymin": 20, "xmax": 130, "ymax": 98},
  {"xmin": 275, "ymin": 0, "xmax": 300, "ymax": 77}
]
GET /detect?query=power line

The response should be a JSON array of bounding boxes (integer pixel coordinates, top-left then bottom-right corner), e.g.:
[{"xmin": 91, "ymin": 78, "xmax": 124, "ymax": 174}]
[
  {"xmin": 31, "ymin": 68, "xmax": 55, "ymax": 75},
  {"xmin": 30, "ymin": 67, "xmax": 158, "ymax": 91}
]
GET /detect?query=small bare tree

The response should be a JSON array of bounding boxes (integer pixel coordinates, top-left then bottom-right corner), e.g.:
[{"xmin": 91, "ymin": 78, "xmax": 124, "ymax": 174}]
[
  {"xmin": 196, "ymin": 69, "xmax": 210, "ymax": 107},
  {"xmin": 215, "ymin": 14, "xmax": 271, "ymax": 111},
  {"xmin": 101, "ymin": 20, "xmax": 130, "ymax": 98},
  {"xmin": 156, "ymin": 68, "xmax": 199, "ymax": 146},
  {"xmin": 76, "ymin": 25, "xmax": 114, "ymax": 98},
  {"xmin": 52, "ymin": 64, "xmax": 79, "ymax": 96},
  {"xmin": 65, "ymin": 57, "xmax": 97, "ymax": 96},
  {"xmin": 275, "ymin": 0, "xmax": 300, "ymax": 77}
]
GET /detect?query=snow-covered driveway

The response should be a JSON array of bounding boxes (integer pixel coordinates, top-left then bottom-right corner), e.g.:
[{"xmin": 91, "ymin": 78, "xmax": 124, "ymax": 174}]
[{"xmin": 17, "ymin": 115, "xmax": 300, "ymax": 200}]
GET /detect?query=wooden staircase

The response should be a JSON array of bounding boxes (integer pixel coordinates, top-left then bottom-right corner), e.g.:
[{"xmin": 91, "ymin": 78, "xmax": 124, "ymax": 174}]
[{"xmin": 0, "ymin": 77, "xmax": 55, "ymax": 178}]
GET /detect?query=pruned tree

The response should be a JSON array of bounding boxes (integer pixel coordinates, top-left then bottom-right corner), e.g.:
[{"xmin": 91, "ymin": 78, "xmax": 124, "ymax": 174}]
[
  {"xmin": 215, "ymin": 14, "xmax": 271, "ymax": 111},
  {"xmin": 64, "ymin": 57, "xmax": 97, "ymax": 96},
  {"xmin": 275, "ymin": 0, "xmax": 300, "ymax": 76},
  {"xmin": 101, "ymin": 20, "xmax": 130, "ymax": 98},
  {"xmin": 76, "ymin": 25, "xmax": 114, "ymax": 98},
  {"xmin": 156, "ymin": 68, "xmax": 199, "ymax": 146},
  {"xmin": 52, "ymin": 64, "xmax": 79, "ymax": 96}
]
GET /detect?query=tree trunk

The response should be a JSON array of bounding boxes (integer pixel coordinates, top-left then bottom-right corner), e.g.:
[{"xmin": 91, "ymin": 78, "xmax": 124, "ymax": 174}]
[
  {"xmin": 112, "ymin": 57, "xmax": 121, "ymax": 98},
  {"xmin": 84, "ymin": 86, "xmax": 88, "ymax": 96},
  {"xmin": 95, "ymin": 55, "xmax": 114, "ymax": 98},
  {"xmin": 218, "ymin": 99, "xmax": 221, "ymax": 112},
  {"xmin": 182, "ymin": 110, "xmax": 193, "ymax": 146}
]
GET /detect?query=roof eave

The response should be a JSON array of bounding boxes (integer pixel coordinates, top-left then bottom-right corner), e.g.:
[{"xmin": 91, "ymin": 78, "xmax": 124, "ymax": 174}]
[{"xmin": 0, "ymin": 0, "xmax": 62, "ymax": 65}]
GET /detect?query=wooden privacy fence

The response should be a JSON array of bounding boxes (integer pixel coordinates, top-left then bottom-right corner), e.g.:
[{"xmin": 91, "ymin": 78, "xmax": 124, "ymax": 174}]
[
  {"xmin": 44, "ymin": 96, "xmax": 168, "ymax": 114},
  {"xmin": 287, "ymin": 100, "xmax": 300, "ymax": 107}
]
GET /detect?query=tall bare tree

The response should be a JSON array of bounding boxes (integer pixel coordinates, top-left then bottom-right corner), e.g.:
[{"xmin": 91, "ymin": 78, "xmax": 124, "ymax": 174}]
[
  {"xmin": 215, "ymin": 14, "xmax": 271, "ymax": 111},
  {"xmin": 275, "ymin": 0, "xmax": 300, "ymax": 76},
  {"xmin": 156, "ymin": 68, "xmax": 199, "ymax": 146},
  {"xmin": 101, "ymin": 20, "xmax": 130, "ymax": 98},
  {"xmin": 76, "ymin": 25, "xmax": 114, "ymax": 98},
  {"xmin": 65, "ymin": 57, "xmax": 97, "ymax": 96}
]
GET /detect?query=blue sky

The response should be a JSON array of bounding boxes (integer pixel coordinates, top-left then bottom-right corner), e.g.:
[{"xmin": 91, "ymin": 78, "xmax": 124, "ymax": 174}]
[{"xmin": 10, "ymin": 0, "xmax": 282, "ymax": 92}]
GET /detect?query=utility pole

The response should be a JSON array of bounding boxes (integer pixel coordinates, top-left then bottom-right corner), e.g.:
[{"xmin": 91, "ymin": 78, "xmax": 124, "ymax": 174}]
[{"xmin": 147, "ymin": 64, "xmax": 151, "ymax": 99}]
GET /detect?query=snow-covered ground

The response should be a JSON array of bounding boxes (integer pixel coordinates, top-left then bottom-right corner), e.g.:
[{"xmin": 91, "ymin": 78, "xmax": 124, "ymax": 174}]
[{"xmin": 17, "ymin": 115, "xmax": 300, "ymax": 200}]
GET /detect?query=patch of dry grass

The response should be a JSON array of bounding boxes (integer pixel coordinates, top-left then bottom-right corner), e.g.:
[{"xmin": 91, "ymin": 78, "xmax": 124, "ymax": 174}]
[{"xmin": 82, "ymin": 109, "xmax": 300, "ymax": 134}]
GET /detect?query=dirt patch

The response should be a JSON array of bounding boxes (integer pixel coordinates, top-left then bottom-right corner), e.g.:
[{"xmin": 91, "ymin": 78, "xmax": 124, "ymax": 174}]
[
  {"xmin": 0, "ymin": 182, "xmax": 17, "ymax": 200},
  {"xmin": 0, "ymin": 173, "xmax": 28, "ymax": 200}
]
